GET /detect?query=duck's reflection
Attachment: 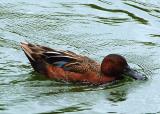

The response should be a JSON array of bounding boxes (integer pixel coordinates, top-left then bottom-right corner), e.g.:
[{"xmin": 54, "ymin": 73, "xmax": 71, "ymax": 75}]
[
  {"xmin": 105, "ymin": 79, "xmax": 144, "ymax": 103},
  {"xmin": 107, "ymin": 89, "xmax": 127, "ymax": 102}
]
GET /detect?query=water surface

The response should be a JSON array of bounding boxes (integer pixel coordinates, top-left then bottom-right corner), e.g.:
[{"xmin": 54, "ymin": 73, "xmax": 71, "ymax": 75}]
[{"xmin": 0, "ymin": 0, "xmax": 160, "ymax": 114}]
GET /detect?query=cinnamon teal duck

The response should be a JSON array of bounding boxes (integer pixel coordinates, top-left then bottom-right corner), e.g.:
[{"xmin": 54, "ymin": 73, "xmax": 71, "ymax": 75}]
[{"xmin": 21, "ymin": 42, "xmax": 146, "ymax": 85}]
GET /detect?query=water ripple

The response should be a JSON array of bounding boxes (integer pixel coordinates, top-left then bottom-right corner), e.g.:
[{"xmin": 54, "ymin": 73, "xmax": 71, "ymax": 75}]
[{"xmin": 83, "ymin": 3, "xmax": 149, "ymax": 24}]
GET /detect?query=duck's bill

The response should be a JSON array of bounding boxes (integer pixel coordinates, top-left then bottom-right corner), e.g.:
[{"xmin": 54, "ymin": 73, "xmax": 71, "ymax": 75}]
[{"xmin": 124, "ymin": 66, "xmax": 147, "ymax": 80}]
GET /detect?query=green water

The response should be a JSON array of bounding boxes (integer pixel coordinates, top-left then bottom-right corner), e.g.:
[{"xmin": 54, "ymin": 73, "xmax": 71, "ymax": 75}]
[{"xmin": 0, "ymin": 0, "xmax": 160, "ymax": 114}]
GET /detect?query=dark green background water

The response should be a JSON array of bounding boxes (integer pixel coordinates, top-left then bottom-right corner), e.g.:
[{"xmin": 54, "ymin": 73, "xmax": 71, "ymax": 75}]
[{"xmin": 0, "ymin": 0, "xmax": 160, "ymax": 114}]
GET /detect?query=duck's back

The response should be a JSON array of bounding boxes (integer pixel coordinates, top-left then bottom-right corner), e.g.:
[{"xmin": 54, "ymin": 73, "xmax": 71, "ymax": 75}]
[{"xmin": 21, "ymin": 42, "xmax": 101, "ymax": 75}]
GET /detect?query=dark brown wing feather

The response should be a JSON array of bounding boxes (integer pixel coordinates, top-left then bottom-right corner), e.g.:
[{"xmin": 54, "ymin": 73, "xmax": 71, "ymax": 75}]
[{"xmin": 21, "ymin": 42, "xmax": 100, "ymax": 74}]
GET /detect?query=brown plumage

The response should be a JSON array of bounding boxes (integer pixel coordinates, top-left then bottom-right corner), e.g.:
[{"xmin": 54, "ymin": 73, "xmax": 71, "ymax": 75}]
[
  {"xmin": 21, "ymin": 42, "xmax": 146, "ymax": 85},
  {"xmin": 21, "ymin": 42, "xmax": 100, "ymax": 74}
]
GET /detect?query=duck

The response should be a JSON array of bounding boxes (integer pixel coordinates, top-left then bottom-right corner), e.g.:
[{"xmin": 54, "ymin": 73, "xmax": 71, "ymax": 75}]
[{"xmin": 20, "ymin": 42, "xmax": 146, "ymax": 85}]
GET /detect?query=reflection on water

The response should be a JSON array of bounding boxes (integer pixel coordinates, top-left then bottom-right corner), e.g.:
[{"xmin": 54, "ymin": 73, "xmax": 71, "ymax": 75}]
[
  {"xmin": 108, "ymin": 90, "xmax": 127, "ymax": 102},
  {"xmin": 0, "ymin": 0, "xmax": 160, "ymax": 114}
]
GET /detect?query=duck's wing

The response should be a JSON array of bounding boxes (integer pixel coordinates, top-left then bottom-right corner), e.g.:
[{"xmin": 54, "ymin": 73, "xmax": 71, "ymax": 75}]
[{"xmin": 21, "ymin": 42, "xmax": 100, "ymax": 74}]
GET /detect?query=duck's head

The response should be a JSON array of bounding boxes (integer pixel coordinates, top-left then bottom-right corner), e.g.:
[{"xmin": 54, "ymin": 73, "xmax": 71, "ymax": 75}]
[{"xmin": 101, "ymin": 54, "xmax": 146, "ymax": 80}]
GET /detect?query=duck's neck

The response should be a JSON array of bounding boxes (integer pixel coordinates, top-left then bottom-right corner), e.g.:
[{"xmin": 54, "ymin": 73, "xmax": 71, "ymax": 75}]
[{"xmin": 100, "ymin": 73, "xmax": 119, "ymax": 83}]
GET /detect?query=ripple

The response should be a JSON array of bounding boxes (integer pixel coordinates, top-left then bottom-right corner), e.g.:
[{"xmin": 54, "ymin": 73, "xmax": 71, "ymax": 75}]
[
  {"xmin": 83, "ymin": 3, "xmax": 149, "ymax": 24},
  {"xmin": 0, "ymin": 103, "xmax": 6, "ymax": 110},
  {"xmin": 95, "ymin": 16, "xmax": 130, "ymax": 25},
  {"xmin": 150, "ymin": 34, "xmax": 160, "ymax": 38},
  {"xmin": 39, "ymin": 104, "xmax": 91, "ymax": 114},
  {"xmin": 123, "ymin": 0, "xmax": 160, "ymax": 19}
]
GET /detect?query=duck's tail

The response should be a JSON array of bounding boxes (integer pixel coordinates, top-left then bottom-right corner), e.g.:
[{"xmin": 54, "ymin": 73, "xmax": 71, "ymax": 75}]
[
  {"xmin": 20, "ymin": 42, "xmax": 35, "ymax": 61},
  {"xmin": 20, "ymin": 42, "xmax": 47, "ymax": 74}
]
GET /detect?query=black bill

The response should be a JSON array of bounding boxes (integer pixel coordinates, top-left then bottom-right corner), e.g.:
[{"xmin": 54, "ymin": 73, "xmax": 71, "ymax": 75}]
[{"xmin": 124, "ymin": 66, "xmax": 147, "ymax": 80}]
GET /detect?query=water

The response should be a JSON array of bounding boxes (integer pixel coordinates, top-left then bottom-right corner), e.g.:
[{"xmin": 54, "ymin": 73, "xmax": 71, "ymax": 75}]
[{"xmin": 0, "ymin": 0, "xmax": 160, "ymax": 113}]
